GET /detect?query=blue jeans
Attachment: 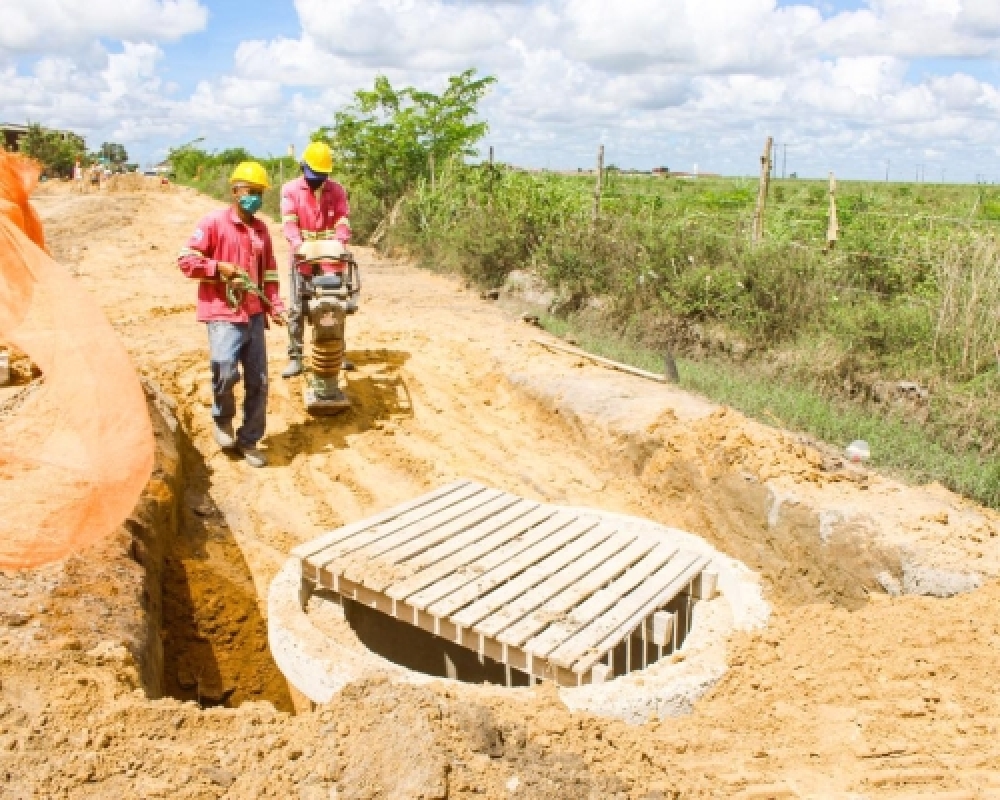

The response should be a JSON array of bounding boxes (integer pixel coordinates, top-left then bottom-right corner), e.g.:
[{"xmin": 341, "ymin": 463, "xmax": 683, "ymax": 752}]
[{"xmin": 207, "ymin": 314, "xmax": 268, "ymax": 447}]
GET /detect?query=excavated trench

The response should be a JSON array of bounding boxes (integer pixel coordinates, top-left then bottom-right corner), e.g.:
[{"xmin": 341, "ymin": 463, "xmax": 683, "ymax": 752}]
[{"xmin": 160, "ymin": 427, "xmax": 294, "ymax": 711}]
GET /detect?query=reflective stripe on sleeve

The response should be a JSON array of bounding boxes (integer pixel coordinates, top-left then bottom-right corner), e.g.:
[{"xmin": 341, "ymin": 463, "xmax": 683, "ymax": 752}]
[
  {"xmin": 281, "ymin": 214, "xmax": 299, "ymax": 223},
  {"xmin": 301, "ymin": 229, "xmax": 337, "ymax": 241},
  {"xmin": 178, "ymin": 247, "xmax": 204, "ymax": 258},
  {"xmin": 333, "ymin": 217, "xmax": 351, "ymax": 228},
  {"xmin": 264, "ymin": 270, "xmax": 281, "ymax": 282}
]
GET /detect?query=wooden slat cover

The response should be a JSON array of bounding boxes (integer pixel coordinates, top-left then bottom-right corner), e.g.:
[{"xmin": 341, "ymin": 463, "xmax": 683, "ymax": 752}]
[
  {"xmin": 291, "ymin": 480, "xmax": 471, "ymax": 559},
  {"xmin": 496, "ymin": 536, "xmax": 660, "ymax": 648},
  {"xmin": 477, "ymin": 532, "xmax": 638, "ymax": 641},
  {"xmin": 405, "ymin": 512, "xmax": 582, "ymax": 613},
  {"xmin": 384, "ymin": 503, "xmax": 554, "ymax": 601},
  {"xmin": 570, "ymin": 554, "xmax": 710, "ymax": 674},
  {"xmin": 299, "ymin": 481, "xmax": 710, "ymax": 682},
  {"xmin": 453, "ymin": 527, "xmax": 615, "ymax": 632},
  {"xmin": 549, "ymin": 550, "xmax": 705, "ymax": 670},
  {"xmin": 524, "ymin": 543, "xmax": 679, "ymax": 659},
  {"xmin": 338, "ymin": 489, "xmax": 511, "ymax": 585},
  {"xmin": 309, "ymin": 483, "xmax": 488, "ymax": 569}
]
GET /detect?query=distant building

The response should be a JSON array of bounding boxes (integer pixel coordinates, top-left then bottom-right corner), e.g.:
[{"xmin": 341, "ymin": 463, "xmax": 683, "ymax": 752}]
[
  {"xmin": 1, "ymin": 123, "xmax": 76, "ymax": 153},
  {"xmin": 1, "ymin": 124, "xmax": 29, "ymax": 152}
]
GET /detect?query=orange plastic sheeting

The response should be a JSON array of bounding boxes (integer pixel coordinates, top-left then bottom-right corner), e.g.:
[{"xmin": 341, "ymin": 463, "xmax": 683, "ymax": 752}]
[{"xmin": 0, "ymin": 153, "xmax": 154, "ymax": 569}]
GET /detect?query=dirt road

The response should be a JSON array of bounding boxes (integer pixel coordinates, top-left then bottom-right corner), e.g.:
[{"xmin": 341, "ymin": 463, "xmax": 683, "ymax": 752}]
[{"xmin": 3, "ymin": 182, "xmax": 1000, "ymax": 798}]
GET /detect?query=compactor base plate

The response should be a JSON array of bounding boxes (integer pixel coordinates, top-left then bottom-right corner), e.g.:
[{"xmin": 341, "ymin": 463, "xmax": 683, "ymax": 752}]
[{"xmin": 304, "ymin": 386, "xmax": 350, "ymax": 415}]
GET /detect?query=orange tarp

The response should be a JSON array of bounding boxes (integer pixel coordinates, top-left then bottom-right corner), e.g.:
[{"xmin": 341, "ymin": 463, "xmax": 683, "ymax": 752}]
[{"xmin": 0, "ymin": 153, "xmax": 154, "ymax": 569}]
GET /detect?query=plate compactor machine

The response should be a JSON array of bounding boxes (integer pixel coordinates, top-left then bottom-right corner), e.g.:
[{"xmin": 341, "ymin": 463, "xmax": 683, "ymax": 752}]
[{"xmin": 294, "ymin": 239, "xmax": 360, "ymax": 415}]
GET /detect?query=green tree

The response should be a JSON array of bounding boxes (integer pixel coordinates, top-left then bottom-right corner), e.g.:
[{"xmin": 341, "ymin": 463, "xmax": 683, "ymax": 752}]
[
  {"xmin": 18, "ymin": 124, "xmax": 88, "ymax": 177},
  {"xmin": 99, "ymin": 142, "xmax": 128, "ymax": 166},
  {"xmin": 320, "ymin": 69, "xmax": 495, "ymax": 212}
]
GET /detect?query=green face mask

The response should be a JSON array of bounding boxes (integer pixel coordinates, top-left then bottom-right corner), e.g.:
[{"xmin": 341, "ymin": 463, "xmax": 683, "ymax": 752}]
[{"xmin": 239, "ymin": 194, "xmax": 263, "ymax": 215}]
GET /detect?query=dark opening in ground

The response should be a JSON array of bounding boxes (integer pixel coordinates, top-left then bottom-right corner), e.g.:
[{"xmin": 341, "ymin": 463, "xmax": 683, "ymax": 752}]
[
  {"xmin": 161, "ymin": 437, "xmax": 294, "ymax": 711},
  {"xmin": 343, "ymin": 596, "xmax": 533, "ymax": 687}
]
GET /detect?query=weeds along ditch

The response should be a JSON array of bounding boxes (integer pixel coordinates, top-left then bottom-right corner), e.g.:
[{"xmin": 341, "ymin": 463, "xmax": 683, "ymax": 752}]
[
  {"xmin": 382, "ymin": 165, "xmax": 1000, "ymax": 507},
  {"xmin": 180, "ymin": 163, "xmax": 1000, "ymax": 507}
]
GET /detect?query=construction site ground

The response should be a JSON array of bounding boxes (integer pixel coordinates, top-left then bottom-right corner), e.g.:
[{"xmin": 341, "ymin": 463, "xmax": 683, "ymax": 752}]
[{"xmin": 3, "ymin": 180, "xmax": 1000, "ymax": 798}]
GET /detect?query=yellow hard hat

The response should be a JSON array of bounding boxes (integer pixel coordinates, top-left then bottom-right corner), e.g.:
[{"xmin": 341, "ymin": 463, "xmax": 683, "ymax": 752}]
[
  {"xmin": 229, "ymin": 161, "xmax": 270, "ymax": 189},
  {"xmin": 302, "ymin": 141, "xmax": 333, "ymax": 174}
]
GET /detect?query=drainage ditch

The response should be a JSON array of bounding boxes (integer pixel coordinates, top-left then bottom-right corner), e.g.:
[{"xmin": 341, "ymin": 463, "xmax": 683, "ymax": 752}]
[{"xmin": 160, "ymin": 431, "xmax": 294, "ymax": 711}]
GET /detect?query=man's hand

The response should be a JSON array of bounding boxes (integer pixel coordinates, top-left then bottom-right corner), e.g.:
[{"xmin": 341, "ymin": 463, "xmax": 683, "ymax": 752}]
[
  {"xmin": 217, "ymin": 261, "xmax": 238, "ymax": 280},
  {"xmin": 271, "ymin": 311, "xmax": 288, "ymax": 326}
]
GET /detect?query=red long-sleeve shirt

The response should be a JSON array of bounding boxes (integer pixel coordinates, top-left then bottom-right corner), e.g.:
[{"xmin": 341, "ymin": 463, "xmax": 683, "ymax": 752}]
[
  {"xmin": 280, "ymin": 176, "xmax": 350, "ymax": 273},
  {"xmin": 177, "ymin": 207, "xmax": 286, "ymax": 323}
]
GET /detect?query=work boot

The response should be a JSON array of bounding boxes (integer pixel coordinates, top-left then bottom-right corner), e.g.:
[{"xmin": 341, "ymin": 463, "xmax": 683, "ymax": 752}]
[
  {"xmin": 343, "ymin": 360, "xmax": 356, "ymax": 372},
  {"xmin": 281, "ymin": 358, "xmax": 303, "ymax": 379},
  {"xmin": 213, "ymin": 420, "xmax": 237, "ymax": 450},
  {"xmin": 240, "ymin": 444, "xmax": 267, "ymax": 468}
]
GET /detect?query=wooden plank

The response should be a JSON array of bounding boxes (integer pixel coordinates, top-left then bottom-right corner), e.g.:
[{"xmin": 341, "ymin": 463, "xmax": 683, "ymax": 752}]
[
  {"xmin": 534, "ymin": 339, "xmax": 666, "ymax": 384},
  {"xmin": 563, "ymin": 553, "xmax": 710, "ymax": 674},
  {"xmin": 498, "ymin": 536, "xmax": 661, "ymax": 648},
  {"xmin": 371, "ymin": 492, "xmax": 523, "ymax": 567},
  {"xmin": 427, "ymin": 516, "xmax": 598, "ymax": 619},
  {"xmin": 454, "ymin": 526, "xmax": 616, "ymax": 633},
  {"xmin": 396, "ymin": 500, "xmax": 544, "ymax": 574},
  {"xmin": 350, "ymin": 494, "xmax": 528, "ymax": 593},
  {"xmin": 405, "ymin": 511, "xmax": 582, "ymax": 612},
  {"xmin": 384, "ymin": 503, "xmax": 553, "ymax": 601},
  {"xmin": 336, "ymin": 489, "xmax": 509, "ymax": 584},
  {"xmin": 575, "ymin": 566, "xmax": 704, "ymax": 675},
  {"xmin": 523, "ymin": 543, "xmax": 679, "ymax": 660},
  {"xmin": 292, "ymin": 480, "xmax": 471, "ymax": 560},
  {"xmin": 307, "ymin": 483, "xmax": 489, "ymax": 570},
  {"xmin": 476, "ymin": 531, "xmax": 637, "ymax": 641}
]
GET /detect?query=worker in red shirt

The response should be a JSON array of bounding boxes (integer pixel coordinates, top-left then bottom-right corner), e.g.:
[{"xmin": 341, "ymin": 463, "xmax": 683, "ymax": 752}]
[
  {"xmin": 279, "ymin": 141, "xmax": 351, "ymax": 378},
  {"xmin": 177, "ymin": 161, "xmax": 287, "ymax": 467}
]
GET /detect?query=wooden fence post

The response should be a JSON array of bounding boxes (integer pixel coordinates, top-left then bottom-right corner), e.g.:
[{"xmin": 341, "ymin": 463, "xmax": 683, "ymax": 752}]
[
  {"xmin": 592, "ymin": 144, "xmax": 605, "ymax": 225},
  {"xmin": 827, "ymin": 171, "xmax": 839, "ymax": 250},
  {"xmin": 752, "ymin": 136, "xmax": 773, "ymax": 244}
]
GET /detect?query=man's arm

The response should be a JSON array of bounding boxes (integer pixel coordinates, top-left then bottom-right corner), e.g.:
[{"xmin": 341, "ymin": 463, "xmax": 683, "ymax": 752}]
[
  {"xmin": 177, "ymin": 217, "xmax": 221, "ymax": 279},
  {"xmin": 280, "ymin": 188, "xmax": 304, "ymax": 252},
  {"xmin": 333, "ymin": 183, "xmax": 351, "ymax": 243},
  {"xmin": 262, "ymin": 232, "xmax": 287, "ymax": 320}
]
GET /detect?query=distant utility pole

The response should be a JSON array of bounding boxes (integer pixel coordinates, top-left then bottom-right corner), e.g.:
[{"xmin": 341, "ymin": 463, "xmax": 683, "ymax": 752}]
[
  {"xmin": 782, "ymin": 143, "xmax": 788, "ymax": 180},
  {"xmin": 592, "ymin": 144, "xmax": 605, "ymax": 225},
  {"xmin": 489, "ymin": 145, "xmax": 494, "ymax": 167},
  {"xmin": 752, "ymin": 136, "xmax": 774, "ymax": 244},
  {"xmin": 885, "ymin": 159, "xmax": 891, "ymax": 183},
  {"xmin": 827, "ymin": 171, "xmax": 839, "ymax": 250}
]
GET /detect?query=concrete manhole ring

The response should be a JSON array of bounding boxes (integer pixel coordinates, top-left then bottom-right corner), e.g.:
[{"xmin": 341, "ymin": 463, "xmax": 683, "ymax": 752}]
[{"xmin": 268, "ymin": 508, "xmax": 770, "ymax": 724}]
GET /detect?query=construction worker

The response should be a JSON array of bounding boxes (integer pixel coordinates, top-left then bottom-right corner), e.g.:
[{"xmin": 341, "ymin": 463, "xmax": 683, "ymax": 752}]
[
  {"xmin": 279, "ymin": 141, "xmax": 351, "ymax": 378},
  {"xmin": 177, "ymin": 161, "xmax": 287, "ymax": 467}
]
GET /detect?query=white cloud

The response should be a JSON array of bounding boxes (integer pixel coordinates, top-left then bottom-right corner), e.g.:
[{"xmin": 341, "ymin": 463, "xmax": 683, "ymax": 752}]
[
  {"xmin": 1, "ymin": 0, "xmax": 208, "ymax": 57},
  {"xmin": 5, "ymin": 0, "xmax": 1000, "ymax": 177}
]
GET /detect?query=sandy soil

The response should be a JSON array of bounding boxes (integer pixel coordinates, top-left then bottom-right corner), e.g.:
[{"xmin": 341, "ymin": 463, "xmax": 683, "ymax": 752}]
[{"xmin": 2, "ymin": 182, "xmax": 1000, "ymax": 798}]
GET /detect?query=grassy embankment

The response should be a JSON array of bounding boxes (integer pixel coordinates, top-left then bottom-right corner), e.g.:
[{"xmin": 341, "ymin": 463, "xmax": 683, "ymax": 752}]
[{"xmin": 382, "ymin": 165, "xmax": 1000, "ymax": 507}]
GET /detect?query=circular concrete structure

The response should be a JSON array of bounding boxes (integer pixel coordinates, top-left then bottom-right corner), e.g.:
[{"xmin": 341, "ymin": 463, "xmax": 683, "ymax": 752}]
[{"xmin": 268, "ymin": 509, "xmax": 770, "ymax": 724}]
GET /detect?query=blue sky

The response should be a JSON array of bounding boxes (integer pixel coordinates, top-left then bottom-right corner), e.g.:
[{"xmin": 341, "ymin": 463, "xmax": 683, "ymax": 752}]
[{"xmin": 3, "ymin": 0, "xmax": 1000, "ymax": 181}]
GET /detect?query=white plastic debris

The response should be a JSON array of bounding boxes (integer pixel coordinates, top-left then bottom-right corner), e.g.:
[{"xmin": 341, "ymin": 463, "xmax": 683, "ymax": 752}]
[{"xmin": 845, "ymin": 440, "xmax": 870, "ymax": 464}]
